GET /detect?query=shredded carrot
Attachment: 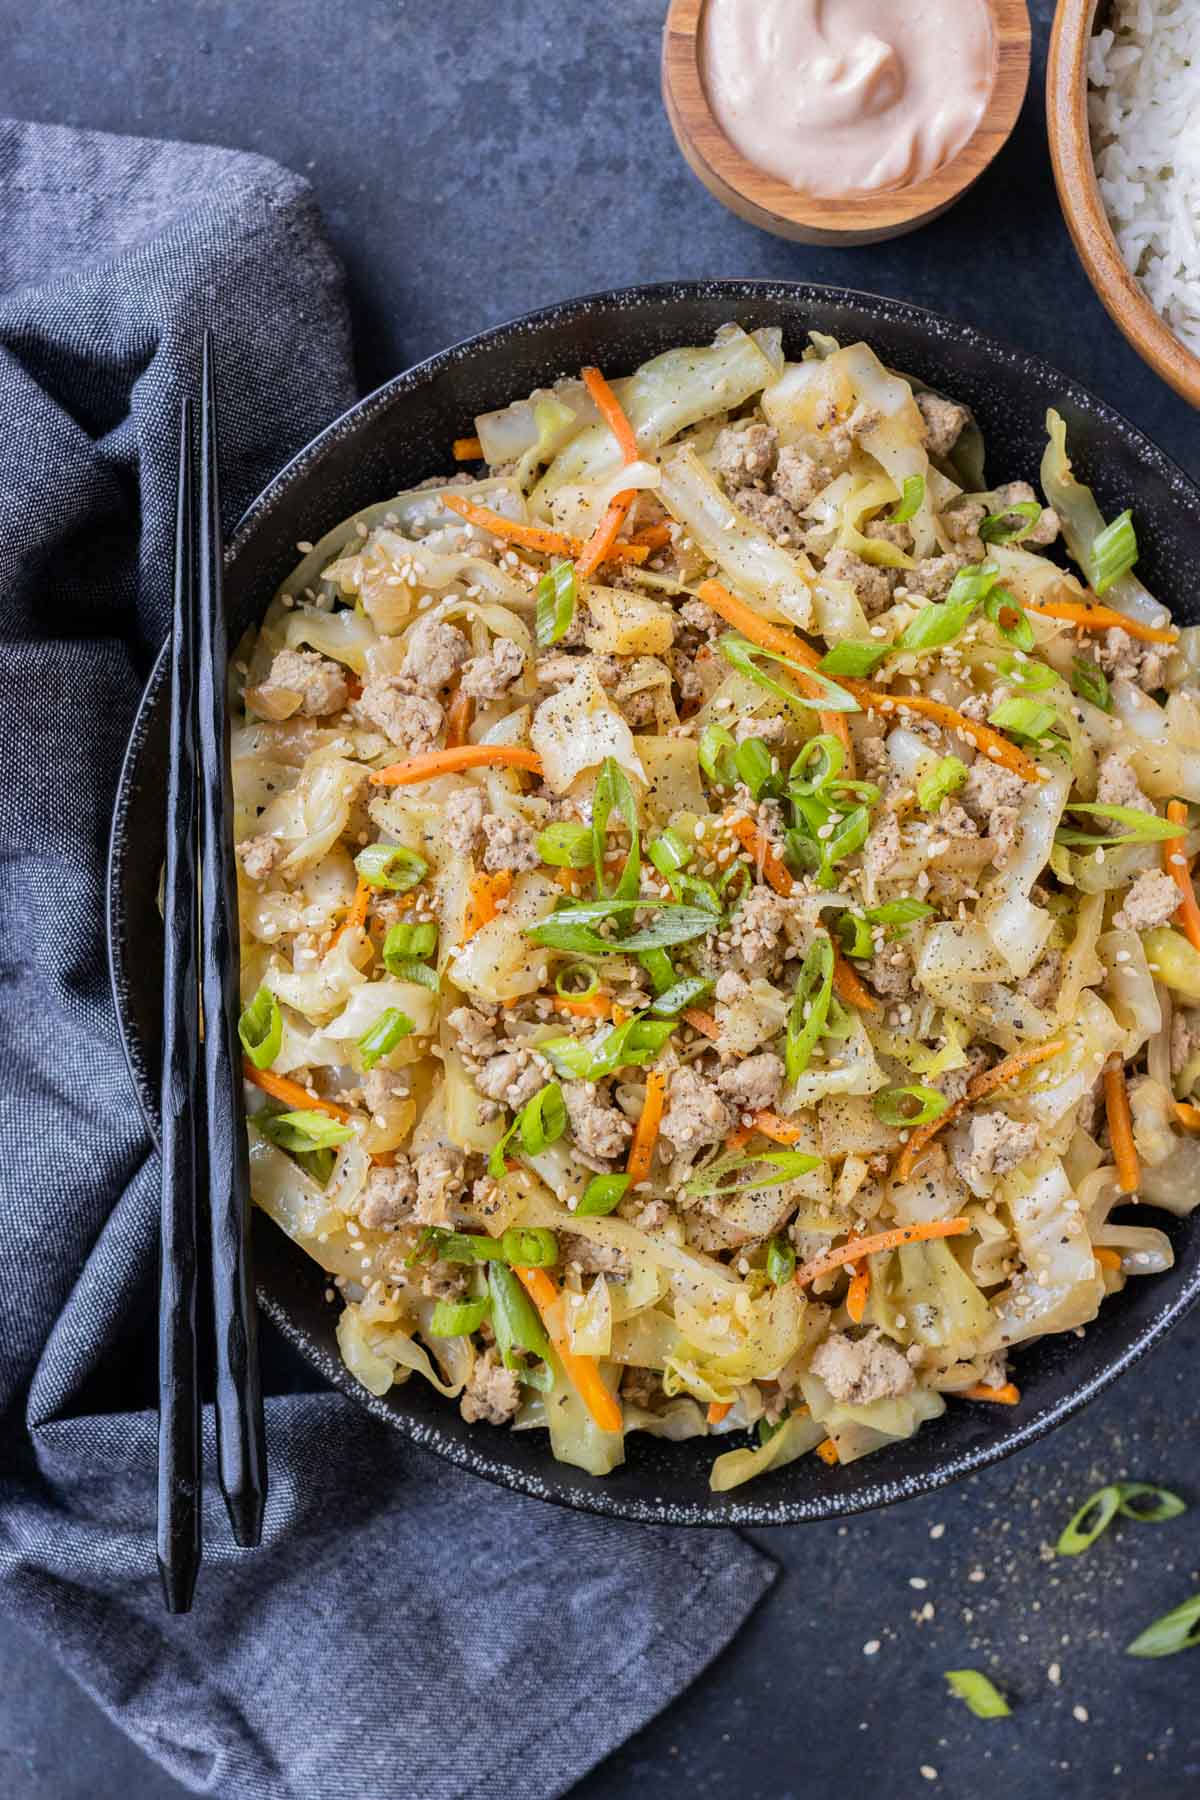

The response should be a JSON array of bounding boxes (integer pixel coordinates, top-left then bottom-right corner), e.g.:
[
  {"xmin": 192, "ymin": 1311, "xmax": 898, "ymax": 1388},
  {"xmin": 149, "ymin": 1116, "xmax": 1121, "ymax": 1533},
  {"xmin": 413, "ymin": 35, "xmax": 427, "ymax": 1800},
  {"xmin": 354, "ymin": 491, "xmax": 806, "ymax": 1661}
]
[
  {"xmin": 576, "ymin": 492, "xmax": 636, "ymax": 581},
  {"xmin": 1094, "ymin": 1247, "xmax": 1123, "ymax": 1272},
  {"xmin": 463, "ymin": 869, "xmax": 513, "ymax": 942},
  {"xmin": 745, "ymin": 1110, "xmax": 805, "ymax": 1146},
  {"xmin": 962, "ymin": 1382, "xmax": 1021, "ymax": 1405},
  {"xmin": 832, "ymin": 944, "xmax": 880, "ymax": 1014},
  {"xmin": 896, "ymin": 1039, "xmax": 1068, "ymax": 1180},
  {"xmin": 554, "ymin": 991, "xmax": 613, "ymax": 1019},
  {"xmin": 794, "ymin": 1217, "xmax": 970, "ymax": 1290},
  {"xmin": 370, "ymin": 744, "xmax": 542, "ymax": 787},
  {"xmin": 706, "ymin": 1400, "xmax": 733, "ymax": 1426},
  {"xmin": 1175, "ymin": 1101, "xmax": 1200, "ymax": 1132},
  {"xmin": 445, "ymin": 687, "xmax": 474, "ymax": 750},
  {"xmin": 815, "ymin": 1437, "xmax": 840, "ymax": 1466},
  {"xmin": 514, "ymin": 1265, "xmax": 624, "ymax": 1434},
  {"xmin": 328, "ymin": 876, "xmax": 371, "ymax": 948},
  {"xmin": 1163, "ymin": 801, "xmax": 1200, "ymax": 953},
  {"xmin": 439, "ymin": 491, "xmax": 648, "ymax": 565},
  {"xmin": 682, "ymin": 1007, "xmax": 722, "ymax": 1041},
  {"xmin": 726, "ymin": 810, "xmax": 795, "ymax": 897},
  {"xmin": 611, "ymin": 1003, "xmax": 631, "ymax": 1026},
  {"xmin": 581, "ymin": 365, "xmax": 641, "ymax": 464},
  {"xmin": 724, "ymin": 1124, "xmax": 753, "ymax": 1153},
  {"xmin": 1023, "ymin": 597, "xmax": 1178, "ymax": 645},
  {"xmin": 697, "ymin": 578, "xmax": 852, "ymax": 757},
  {"xmin": 1104, "ymin": 1052, "xmax": 1139, "ymax": 1195},
  {"xmin": 847, "ymin": 685, "xmax": 1042, "ymax": 783},
  {"xmin": 550, "ymin": 863, "xmax": 588, "ymax": 894},
  {"xmin": 452, "ymin": 434, "xmax": 483, "ymax": 461},
  {"xmin": 845, "ymin": 1268, "xmax": 870, "ymax": 1324},
  {"xmin": 242, "ymin": 1061, "xmax": 351, "ymax": 1122},
  {"xmin": 627, "ymin": 1066, "xmax": 668, "ymax": 1185},
  {"xmin": 630, "ymin": 521, "xmax": 673, "ymax": 551}
]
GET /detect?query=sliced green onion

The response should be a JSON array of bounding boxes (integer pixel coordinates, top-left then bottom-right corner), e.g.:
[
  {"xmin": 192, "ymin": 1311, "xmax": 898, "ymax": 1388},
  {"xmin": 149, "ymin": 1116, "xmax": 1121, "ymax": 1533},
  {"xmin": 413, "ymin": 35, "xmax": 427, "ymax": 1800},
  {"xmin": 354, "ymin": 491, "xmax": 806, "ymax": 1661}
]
[
  {"xmin": 865, "ymin": 899, "xmax": 937, "ymax": 930},
  {"xmin": 983, "ymin": 585, "xmax": 1035, "ymax": 652},
  {"xmin": 432, "ymin": 1230, "xmax": 507, "ymax": 1263},
  {"xmin": 944, "ymin": 1670, "xmax": 1011, "ymax": 1718},
  {"xmin": 684, "ymin": 1149, "xmax": 822, "ymax": 1198},
  {"xmin": 1091, "ymin": 508, "xmax": 1137, "ymax": 595},
  {"xmin": 1116, "ymin": 1483, "xmax": 1187, "ymax": 1523},
  {"xmin": 540, "ymin": 1013, "xmax": 676, "ymax": 1081},
  {"xmin": 259, "ymin": 1109, "xmax": 355, "ymax": 1153},
  {"xmin": 488, "ymin": 1082, "xmax": 567, "ymax": 1177},
  {"xmin": 382, "ymin": 920, "xmax": 438, "ymax": 966},
  {"xmin": 649, "ymin": 976, "xmax": 714, "ymax": 1017},
  {"xmin": 946, "ymin": 560, "xmax": 1002, "ymax": 607},
  {"xmin": 786, "ymin": 935, "xmax": 835, "ymax": 1081},
  {"xmin": 889, "ymin": 474, "xmax": 925, "ymax": 523},
  {"xmin": 355, "ymin": 842, "xmax": 428, "ymax": 892},
  {"xmin": 536, "ymin": 821, "xmax": 593, "ymax": 868},
  {"xmin": 757, "ymin": 1414, "xmax": 786, "ymax": 1446},
  {"xmin": 555, "ymin": 963, "xmax": 600, "ymax": 999},
  {"xmin": 872, "ymin": 1085, "xmax": 949, "ymax": 1127},
  {"xmin": 917, "ymin": 754, "xmax": 968, "ymax": 813},
  {"xmin": 1056, "ymin": 803, "xmax": 1179, "ymax": 848},
  {"xmin": 1126, "ymin": 1593, "xmax": 1200, "ymax": 1659},
  {"xmin": 718, "ymin": 858, "xmax": 752, "ymax": 906},
  {"xmin": 592, "ymin": 756, "xmax": 641, "ymax": 902},
  {"xmin": 1057, "ymin": 1485, "xmax": 1124, "ymax": 1555},
  {"xmin": 648, "ymin": 827, "xmax": 693, "ymax": 878},
  {"xmin": 766, "ymin": 1235, "xmax": 796, "ymax": 1284},
  {"xmin": 575, "ymin": 1172, "xmax": 631, "ymax": 1217},
  {"xmin": 1071, "ymin": 656, "xmax": 1111, "ymax": 712},
  {"xmin": 526, "ymin": 899, "xmax": 716, "ymax": 956},
  {"xmin": 734, "ymin": 736, "xmax": 778, "ymax": 800},
  {"xmin": 296, "ymin": 1146, "xmax": 336, "ymax": 1187},
  {"xmin": 980, "ymin": 499, "xmax": 1042, "ymax": 545},
  {"xmin": 802, "ymin": 805, "xmax": 871, "ymax": 891},
  {"xmin": 535, "ymin": 560, "xmax": 577, "ymax": 646},
  {"xmin": 896, "ymin": 593, "xmax": 981, "ymax": 653},
  {"xmin": 385, "ymin": 959, "xmax": 439, "ymax": 990},
  {"xmin": 238, "ymin": 985, "xmax": 282, "ymax": 1070},
  {"xmin": 488, "ymin": 1261, "xmax": 553, "ymax": 1371},
  {"xmin": 819, "ymin": 639, "xmax": 891, "ymax": 679},
  {"xmin": 699, "ymin": 722, "xmax": 738, "ymax": 786},
  {"xmin": 359, "ymin": 1007, "xmax": 415, "ymax": 1070},
  {"xmin": 987, "ymin": 695, "xmax": 1059, "ymax": 742},
  {"xmin": 428, "ymin": 1295, "xmax": 491, "ymax": 1337},
  {"xmin": 640, "ymin": 947, "xmax": 677, "ymax": 995},
  {"xmin": 835, "ymin": 911, "xmax": 874, "ymax": 958},
  {"xmin": 1001, "ymin": 654, "xmax": 1057, "ymax": 692},
  {"xmin": 720, "ymin": 633, "xmax": 860, "ymax": 715},
  {"xmin": 790, "ymin": 734, "xmax": 845, "ymax": 796},
  {"xmin": 501, "ymin": 1225, "xmax": 559, "ymax": 1267}
]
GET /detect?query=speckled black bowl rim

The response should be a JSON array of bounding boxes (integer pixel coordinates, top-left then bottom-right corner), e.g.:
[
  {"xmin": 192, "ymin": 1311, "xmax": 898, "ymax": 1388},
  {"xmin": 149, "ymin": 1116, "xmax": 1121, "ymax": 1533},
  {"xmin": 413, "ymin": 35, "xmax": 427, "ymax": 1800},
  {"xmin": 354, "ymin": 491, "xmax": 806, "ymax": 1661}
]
[{"xmin": 108, "ymin": 278, "xmax": 1200, "ymax": 1527}]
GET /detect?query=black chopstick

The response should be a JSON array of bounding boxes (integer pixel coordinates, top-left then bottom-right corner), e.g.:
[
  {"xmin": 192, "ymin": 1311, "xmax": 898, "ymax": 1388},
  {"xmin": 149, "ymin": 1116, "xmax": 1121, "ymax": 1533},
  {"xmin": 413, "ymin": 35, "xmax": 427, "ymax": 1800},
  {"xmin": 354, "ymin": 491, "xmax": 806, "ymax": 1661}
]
[
  {"xmin": 158, "ymin": 397, "xmax": 202, "ymax": 1615},
  {"xmin": 195, "ymin": 332, "xmax": 268, "ymax": 1550}
]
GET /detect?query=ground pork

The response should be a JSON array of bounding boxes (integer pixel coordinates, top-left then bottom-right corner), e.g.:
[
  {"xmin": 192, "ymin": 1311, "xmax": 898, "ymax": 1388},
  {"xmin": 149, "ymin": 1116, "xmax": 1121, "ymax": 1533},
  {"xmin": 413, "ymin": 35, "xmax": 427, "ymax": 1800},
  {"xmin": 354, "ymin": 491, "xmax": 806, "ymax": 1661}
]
[
  {"xmin": 237, "ymin": 833, "xmax": 280, "ymax": 882},
  {"xmin": 459, "ymin": 637, "xmax": 525, "ymax": 701},
  {"xmin": 559, "ymin": 1232, "xmax": 631, "ymax": 1278},
  {"xmin": 480, "ymin": 812, "xmax": 540, "ymax": 873},
  {"xmin": 810, "ymin": 1329, "xmax": 915, "ymax": 1405},
  {"xmin": 1094, "ymin": 626, "xmax": 1165, "ymax": 694},
  {"xmin": 916, "ymin": 392, "xmax": 971, "ymax": 458},
  {"xmin": 937, "ymin": 1045, "xmax": 994, "ymax": 1104},
  {"xmin": 772, "ymin": 442, "xmax": 826, "ymax": 511},
  {"xmin": 729, "ymin": 885, "xmax": 792, "ymax": 968},
  {"xmin": 445, "ymin": 787, "xmax": 485, "ymax": 855},
  {"xmin": 257, "ymin": 647, "xmax": 349, "ymax": 718},
  {"xmin": 716, "ymin": 420, "xmax": 777, "ymax": 488},
  {"xmin": 940, "ymin": 498, "xmax": 987, "ymax": 558},
  {"xmin": 903, "ymin": 553, "xmax": 965, "ymax": 600},
  {"xmin": 358, "ymin": 1158, "xmax": 418, "ymax": 1230},
  {"xmin": 961, "ymin": 760, "xmax": 1025, "ymax": 862},
  {"xmin": 446, "ymin": 1004, "xmax": 500, "ymax": 1065},
  {"xmin": 717, "ymin": 1052, "xmax": 785, "ymax": 1113},
  {"xmin": 459, "ymin": 1347, "xmax": 521, "ymax": 1425},
  {"xmin": 861, "ymin": 811, "xmax": 902, "ymax": 888},
  {"xmin": 735, "ymin": 712, "xmax": 787, "ymax": 744},
  {"xmin": 736, "ymin": 486, "xmax": 806, "ymax": 547},
  {"xmin": 819, "ymin": 546, "xmax": 894, "ymax": 618},
  {"xmin": 1016, "ymin": 949, "xmax": 1062, "ymax": 1011},
  {"xmin": 419, "ymin": 1257, "xmax": 471, "ymax": 1302},
  {"xmin": 660, "ymin": 1065, "xmax": 734, "ymax": 1153},
  {"xmin": 1114, "ymin": 868, "xmax": 1181, "ymax": 932},
  {"xmin": 679, "ymin": 597, "xmax": 720, "ymax": 636},
  {"xmin": 818, "ymin": 403, "xmax": 880, "ymax": 464},
  {"xmin": 992, "ymin": 480, "xmax": 1060, "ymax": 547},
  {"xmin": 563, "ymin": 1081, "xmax": 633, "ymax": 1163},
  {"xmin": 868, "ymin": 942, "xmax": 914, "ymax": 1002},
  {"xmin": 401, "ymin": 617, "xmax": 469, "ymax": 692},
  {"xmin": 475, "ymin": 1046, "xmax": 548, "ymax": 1110},
  {"xmin": 620, "ymin": 1366, "xmax": 666, "ymax": 1409},
  {"xmin": 356, "ymin": 677, "xmax": 443, "ymax": 752},
  {"xmin": 867, "ymin": 518, "xmax": 913, "ymax": 554},
  {"xmin": 1096, "ymin": 751, "xmax": 1151, "ymax": 813},
  {"xmin": 1172, "ymin": 1007, "xmax": 1200, "ymax": 1079},
  {"xmin": 413, "ymin": 1148, "xmax": 466, "ymax": 1227},
  {"xmin": 951, "ymin": 1112, "xmax": 1038, "ymax": 1190}
]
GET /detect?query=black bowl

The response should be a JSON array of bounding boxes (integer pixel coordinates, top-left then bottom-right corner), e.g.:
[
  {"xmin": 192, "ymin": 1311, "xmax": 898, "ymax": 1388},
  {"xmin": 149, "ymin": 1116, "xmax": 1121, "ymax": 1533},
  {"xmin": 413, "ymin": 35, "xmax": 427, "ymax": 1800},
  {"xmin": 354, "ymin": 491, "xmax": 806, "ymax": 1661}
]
[{"xmin": 108, "ymin": 280, "xmax": 1200, "ymax": 1524}]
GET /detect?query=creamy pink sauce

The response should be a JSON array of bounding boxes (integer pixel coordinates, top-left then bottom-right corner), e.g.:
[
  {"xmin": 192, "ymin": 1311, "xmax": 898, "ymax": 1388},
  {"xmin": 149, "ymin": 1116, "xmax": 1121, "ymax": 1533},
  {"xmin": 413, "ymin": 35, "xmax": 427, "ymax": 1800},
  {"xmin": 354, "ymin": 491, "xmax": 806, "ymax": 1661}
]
[{"xmin": 702, "ymin": 0, "xmax": 995, "ymax": 198}]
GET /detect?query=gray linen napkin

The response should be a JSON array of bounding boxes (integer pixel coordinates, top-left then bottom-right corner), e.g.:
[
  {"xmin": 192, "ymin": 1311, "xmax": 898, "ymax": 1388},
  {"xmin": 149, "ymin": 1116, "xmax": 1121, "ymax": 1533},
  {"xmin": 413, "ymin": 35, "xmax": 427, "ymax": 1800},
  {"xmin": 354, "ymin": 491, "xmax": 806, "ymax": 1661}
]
[{"xmin": 0, "ymin": 118, "xmax": 774, "ymax": 1800}]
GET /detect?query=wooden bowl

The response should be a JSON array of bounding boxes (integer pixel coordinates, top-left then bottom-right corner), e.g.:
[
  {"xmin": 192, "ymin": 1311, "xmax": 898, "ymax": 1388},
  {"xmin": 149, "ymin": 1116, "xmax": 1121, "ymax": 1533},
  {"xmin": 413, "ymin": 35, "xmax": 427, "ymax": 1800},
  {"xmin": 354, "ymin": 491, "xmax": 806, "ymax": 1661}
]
[
  {"xmin": 1047, "ymin": 0, "xmax": 1200, "ymax": 408},
  {"xmin": 661, "ymin": 0, "xmax": 1032, "ymax": 246}
]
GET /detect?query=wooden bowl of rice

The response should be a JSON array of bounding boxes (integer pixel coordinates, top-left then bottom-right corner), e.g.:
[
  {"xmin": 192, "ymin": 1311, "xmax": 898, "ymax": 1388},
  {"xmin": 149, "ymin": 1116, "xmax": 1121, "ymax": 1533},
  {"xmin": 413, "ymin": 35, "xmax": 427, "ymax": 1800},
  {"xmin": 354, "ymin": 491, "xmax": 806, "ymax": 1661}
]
[{"xmin": 1048, "ymin": 0, "xmax": 1200, "ymax": 409}]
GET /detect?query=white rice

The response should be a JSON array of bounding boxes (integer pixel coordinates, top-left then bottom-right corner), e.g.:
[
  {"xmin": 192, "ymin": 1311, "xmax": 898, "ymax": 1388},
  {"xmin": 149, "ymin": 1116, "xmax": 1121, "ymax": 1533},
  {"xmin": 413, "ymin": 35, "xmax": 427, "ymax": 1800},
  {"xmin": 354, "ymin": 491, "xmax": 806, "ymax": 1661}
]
[{"xmin": 1088, "ymin": 0, "xmax": 1200, "ymax": 355}]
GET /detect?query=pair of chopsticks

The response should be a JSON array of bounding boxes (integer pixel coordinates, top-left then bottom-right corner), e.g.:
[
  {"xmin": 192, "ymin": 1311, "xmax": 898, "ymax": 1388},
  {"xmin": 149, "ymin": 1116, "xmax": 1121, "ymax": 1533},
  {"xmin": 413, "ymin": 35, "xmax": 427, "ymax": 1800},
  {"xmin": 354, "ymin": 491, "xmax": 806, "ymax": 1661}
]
[{"xmin": 158, "ymin": 336, "xmax": 266, "ymax": 1613}]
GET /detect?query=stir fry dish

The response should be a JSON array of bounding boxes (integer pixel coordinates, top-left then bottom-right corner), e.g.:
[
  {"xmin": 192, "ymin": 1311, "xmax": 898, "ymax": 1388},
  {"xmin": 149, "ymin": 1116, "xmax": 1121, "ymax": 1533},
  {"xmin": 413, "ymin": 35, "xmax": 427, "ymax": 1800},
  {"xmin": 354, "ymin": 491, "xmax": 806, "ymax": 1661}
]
[{"xmin": 232, "ymin": 325, "xmax": 1200, "ymax": 1488}]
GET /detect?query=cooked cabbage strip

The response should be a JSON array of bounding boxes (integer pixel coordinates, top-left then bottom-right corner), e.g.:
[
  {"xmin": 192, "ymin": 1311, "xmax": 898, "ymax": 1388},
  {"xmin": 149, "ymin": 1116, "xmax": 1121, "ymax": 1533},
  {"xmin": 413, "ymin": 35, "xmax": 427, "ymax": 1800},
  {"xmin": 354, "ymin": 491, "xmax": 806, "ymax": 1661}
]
[{"xmin": 896, "ymin": 1040, "xmax": 1068, "ymax": 1179}]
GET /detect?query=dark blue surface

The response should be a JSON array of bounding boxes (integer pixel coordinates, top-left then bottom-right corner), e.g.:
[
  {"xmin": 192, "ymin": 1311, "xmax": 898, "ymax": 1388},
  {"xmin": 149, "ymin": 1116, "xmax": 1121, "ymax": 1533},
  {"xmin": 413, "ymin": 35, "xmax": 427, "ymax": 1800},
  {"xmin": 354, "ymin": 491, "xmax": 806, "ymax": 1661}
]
[{"xmin": 2, "ymin": 2, "xmax": 1199, "ymax": 1796}]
